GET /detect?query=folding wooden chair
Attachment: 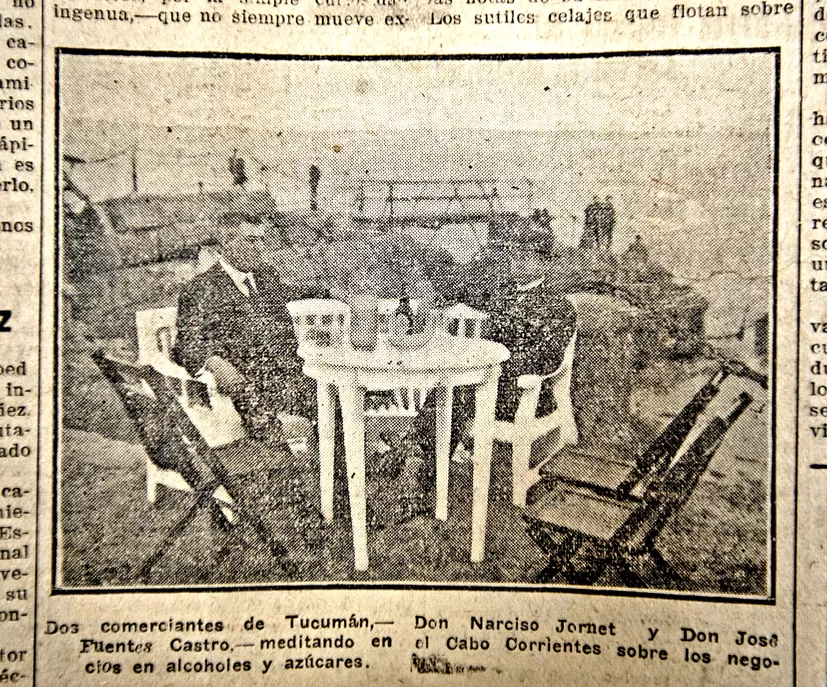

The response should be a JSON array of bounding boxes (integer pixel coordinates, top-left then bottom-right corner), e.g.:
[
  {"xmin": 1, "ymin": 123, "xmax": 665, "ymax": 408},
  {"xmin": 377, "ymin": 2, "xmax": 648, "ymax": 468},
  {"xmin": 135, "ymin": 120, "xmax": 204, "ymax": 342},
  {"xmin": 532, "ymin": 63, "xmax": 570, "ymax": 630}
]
[
  {"xmin": 524, "ymin": 392, "xmax": 754, "ymax": 587},
  {"xmin": 537, "ymin": 360, "xmax": 768, "ymax": 500},
  {"xmin": 91, "ymin": 352, "xmax": 294, "ymax": 583}
]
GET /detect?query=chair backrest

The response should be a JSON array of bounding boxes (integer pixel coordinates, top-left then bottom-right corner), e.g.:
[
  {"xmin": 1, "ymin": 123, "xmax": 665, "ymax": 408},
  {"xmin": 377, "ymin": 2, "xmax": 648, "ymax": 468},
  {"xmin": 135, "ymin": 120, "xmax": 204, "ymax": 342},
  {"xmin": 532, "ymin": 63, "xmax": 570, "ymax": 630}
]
[
  {"xmin": 91, "ymin": 351, "xmax": 194, "ymax": 476},
  {"xmin": 287, "ymin": 299, "xmax": 349, "ymax": 349},
  {"xmin": 537, "ymin": 331, "xmax": 578, "ymax": 412},
  {"xmin": 136, "ymin": 307, "xmax": 179, "ymax": 367},
  {"xmin": 617, "ymin": 392, "xmax": 753, "ymax": 554},
  {"xmin": 621, "ymin": 364, "xmax": 732, "ymax": 496},
  {"xmin": 443, "ymin": 303, "xmax": 487, "ymax": 339}
]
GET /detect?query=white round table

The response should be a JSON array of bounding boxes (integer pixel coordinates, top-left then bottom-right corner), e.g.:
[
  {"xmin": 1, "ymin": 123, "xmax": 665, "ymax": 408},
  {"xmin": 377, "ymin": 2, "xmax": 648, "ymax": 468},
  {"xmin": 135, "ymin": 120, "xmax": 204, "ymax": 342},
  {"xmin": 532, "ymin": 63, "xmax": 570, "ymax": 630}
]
[{"xmin": 297, "ymin": 332, "xmax": 510, "ymax": 572}]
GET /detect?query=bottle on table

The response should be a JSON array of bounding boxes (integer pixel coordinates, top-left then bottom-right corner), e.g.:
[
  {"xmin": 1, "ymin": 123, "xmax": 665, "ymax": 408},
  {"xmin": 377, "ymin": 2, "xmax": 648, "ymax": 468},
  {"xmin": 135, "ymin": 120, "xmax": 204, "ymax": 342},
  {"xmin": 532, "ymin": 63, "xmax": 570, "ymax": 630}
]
[
  {"xmin": 393, "ymin": 295, "xmax": 415, "ymax": 337},
  {"xmin": 410, "ymin": 280, "xmax": 436, "ymax": 335}
]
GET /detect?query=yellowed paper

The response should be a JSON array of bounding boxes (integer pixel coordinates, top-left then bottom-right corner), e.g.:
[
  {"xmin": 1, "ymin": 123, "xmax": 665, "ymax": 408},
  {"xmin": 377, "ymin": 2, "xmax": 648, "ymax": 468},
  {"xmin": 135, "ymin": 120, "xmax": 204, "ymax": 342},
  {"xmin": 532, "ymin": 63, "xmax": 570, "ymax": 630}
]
[{"xmin": 0, "ymin": 0, "xmax": 816, "ymax": 682}]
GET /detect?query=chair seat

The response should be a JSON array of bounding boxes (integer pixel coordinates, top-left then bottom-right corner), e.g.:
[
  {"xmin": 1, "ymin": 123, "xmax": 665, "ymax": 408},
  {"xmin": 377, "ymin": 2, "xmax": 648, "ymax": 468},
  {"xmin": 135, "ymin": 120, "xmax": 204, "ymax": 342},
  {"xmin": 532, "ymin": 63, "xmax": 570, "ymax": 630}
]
[
  {"xmin": 210, "ymin": 439, "xmax": 295, "ymax": 478},
  {"xmin": 540, "ymin": 446, "xmax": 637, "ymax": 494},
  {"xmin": 524, "ymin": 484, "xmax": 638, "ymax": 542},
  {"xmin": 526, "ymin": 392, "xmax": 755, "ymax": 587}
]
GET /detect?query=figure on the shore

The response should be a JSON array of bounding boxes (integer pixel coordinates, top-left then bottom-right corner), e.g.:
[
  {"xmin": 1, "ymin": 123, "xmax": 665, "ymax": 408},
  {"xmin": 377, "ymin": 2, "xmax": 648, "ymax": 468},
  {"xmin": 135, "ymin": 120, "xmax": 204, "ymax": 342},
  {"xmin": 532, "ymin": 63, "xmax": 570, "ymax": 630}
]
[
  {"xmin": 229, "ymin": 149, "xmax": 248, "ymax": 187},
  {"xmin": 356, "ymin": 183, "xmax": 366, "ymax": 215},
  {"xmin": 538, "ymin": 209, "xmax": 554, "ymax": 251},
  {"xmin": 625, "ymin": 234, "xmax": 648, "ymax": 263},
  {"xmin": 599, "ymin": 195, "xmax": 616, "ymax": 251},
  {"xmin": 309, "ymin": 164, "xmax": 321, "ymax": 211},
  {"xmin": 580, "ymin": 195, "xmax": 616, "ymax": 251},
  {"xmin": 580, "ymin": 195, "xmax": 601, "ymax": 249}
]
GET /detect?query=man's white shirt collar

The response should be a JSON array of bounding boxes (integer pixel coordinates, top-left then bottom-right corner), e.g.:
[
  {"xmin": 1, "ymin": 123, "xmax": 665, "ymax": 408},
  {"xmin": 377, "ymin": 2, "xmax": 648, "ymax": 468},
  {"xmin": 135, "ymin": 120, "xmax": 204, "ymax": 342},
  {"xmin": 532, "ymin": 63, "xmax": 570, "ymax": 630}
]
[{"xmin": 218, "ymin": 257, "xmax": 256, "ymax": 297}]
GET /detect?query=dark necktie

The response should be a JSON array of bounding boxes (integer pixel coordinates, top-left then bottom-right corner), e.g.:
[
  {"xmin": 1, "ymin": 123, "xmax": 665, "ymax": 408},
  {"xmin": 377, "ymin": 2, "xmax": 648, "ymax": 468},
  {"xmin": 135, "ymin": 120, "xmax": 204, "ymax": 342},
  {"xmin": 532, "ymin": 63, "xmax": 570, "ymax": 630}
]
[{"xmin": 243, "ymin": 274, "xmax": 257, "ymax": 297}]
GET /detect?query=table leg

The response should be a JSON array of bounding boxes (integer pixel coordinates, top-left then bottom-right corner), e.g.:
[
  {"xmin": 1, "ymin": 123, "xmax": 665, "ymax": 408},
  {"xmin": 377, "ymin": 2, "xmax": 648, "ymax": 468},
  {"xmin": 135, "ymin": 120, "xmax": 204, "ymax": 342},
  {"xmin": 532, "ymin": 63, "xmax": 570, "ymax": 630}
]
[
  {"xmin": 316, "ymin": 381, "xmax": 337, "ymax": 522},
  {"xmin": 338, "ymin": 383, "xmax": 369, "ymax": 571},
  {"xmin": 434, "ymin": 384, "xmax": 453, "ymax": 521},
  {"xmin": 471, "ymin": 366, "xmax": 500, "ymax": 563}
]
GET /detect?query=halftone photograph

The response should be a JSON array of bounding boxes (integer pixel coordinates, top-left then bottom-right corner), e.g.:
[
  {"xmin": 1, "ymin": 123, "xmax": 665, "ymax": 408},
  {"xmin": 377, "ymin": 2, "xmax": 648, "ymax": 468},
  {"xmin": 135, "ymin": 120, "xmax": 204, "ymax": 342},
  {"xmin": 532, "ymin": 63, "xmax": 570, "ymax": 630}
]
[{"xmin": 56, "ymin": 51, "xmax": 774, "ymax": 596}]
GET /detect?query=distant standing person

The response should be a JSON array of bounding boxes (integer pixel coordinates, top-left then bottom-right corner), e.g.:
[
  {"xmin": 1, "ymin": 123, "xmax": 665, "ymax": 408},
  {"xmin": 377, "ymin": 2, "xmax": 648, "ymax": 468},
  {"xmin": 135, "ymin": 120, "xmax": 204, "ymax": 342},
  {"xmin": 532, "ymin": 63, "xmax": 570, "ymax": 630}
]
[
  {"xmin": 625, "ymin": 234, "xmax": 648, "ymax": 263},
  {"xmin": 599, "ymin": 195, "xmax": 616, "ymax": 251},
  {"xmin": 229, "ymin": 149, "xmax": 248, "ymax": 187},
  {"xmin": 580, "ymin": 195, "xmax": 601, "ymax": 249},
  {"xmin": 309, "ymin": 164, "xmax": 321, "ymax": 211},
  {"xmin": 539, "ymin": 209, "xmax": 552, "ymax": 230}
]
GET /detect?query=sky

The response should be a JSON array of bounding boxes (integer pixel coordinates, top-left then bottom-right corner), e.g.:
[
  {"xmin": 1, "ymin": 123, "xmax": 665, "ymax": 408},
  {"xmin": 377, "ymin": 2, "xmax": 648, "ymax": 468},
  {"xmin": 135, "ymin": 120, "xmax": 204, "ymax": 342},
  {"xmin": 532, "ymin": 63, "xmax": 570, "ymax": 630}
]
[{"xmin": 60, "ymin": 52, "xmax": 775, "ymax": 134}]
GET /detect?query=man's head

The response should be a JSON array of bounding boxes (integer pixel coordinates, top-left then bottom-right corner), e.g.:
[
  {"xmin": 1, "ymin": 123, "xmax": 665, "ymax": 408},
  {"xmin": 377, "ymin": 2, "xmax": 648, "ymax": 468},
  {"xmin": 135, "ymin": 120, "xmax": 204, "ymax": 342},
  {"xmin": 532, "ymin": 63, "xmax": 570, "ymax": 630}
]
[{"xmin": 217, "ymin": 213, "xmax": 267, "ymax": 273}]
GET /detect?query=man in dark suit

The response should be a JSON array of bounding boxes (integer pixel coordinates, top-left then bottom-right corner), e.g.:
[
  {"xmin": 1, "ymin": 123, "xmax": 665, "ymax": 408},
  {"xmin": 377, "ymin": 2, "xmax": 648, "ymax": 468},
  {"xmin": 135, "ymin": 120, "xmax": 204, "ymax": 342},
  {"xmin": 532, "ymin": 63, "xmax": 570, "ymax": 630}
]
[
  {"xmin": 598, "ymin": 195, "xmax": 616, "ymax": 252},
  {"xmin": 580, "ymin": 195, "xmax": 601, "ymax": 249},
  {"xmin": 173, "ymin": 214, "xmax": 320, "ymax": 445}
]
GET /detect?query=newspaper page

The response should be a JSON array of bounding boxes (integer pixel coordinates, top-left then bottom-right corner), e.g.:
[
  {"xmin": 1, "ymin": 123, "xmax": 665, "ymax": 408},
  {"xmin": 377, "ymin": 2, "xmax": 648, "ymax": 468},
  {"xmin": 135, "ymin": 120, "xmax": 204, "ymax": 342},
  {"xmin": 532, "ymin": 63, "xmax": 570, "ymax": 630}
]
[{"xmin": 0, "ymin": 0, "xmax": 813, "ymax": 680}]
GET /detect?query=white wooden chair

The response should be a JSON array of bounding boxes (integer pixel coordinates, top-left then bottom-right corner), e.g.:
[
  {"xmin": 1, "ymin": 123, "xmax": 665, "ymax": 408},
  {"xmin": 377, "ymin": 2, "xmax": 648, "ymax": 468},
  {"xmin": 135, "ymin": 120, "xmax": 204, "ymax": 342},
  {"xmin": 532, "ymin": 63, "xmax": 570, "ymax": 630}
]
[
  {"xmin": 135, "ymin": 308, "xmax": 242, "ymax": 517},
  {"xmin": 286, "ymin": 298, "xmax": 349, "ymax": 350},
  {"xmin": 436, "ymin": 303, "xmax": 488, "ymax": 463},
  {"xmin": 442, "ymin": 302, "xmax": 488, "ymax": 339},
  {"xmin": 135, "ymin": 307, "xmax": 312, "ymax": 514},
  {"xmin": 494, "ymin": 332, "xmax": 579, "ymax": 508},
  {"xmin": 436, "ymin": 301, "xmax": 579, "ymax": 507},
  {"xmin": 135, "ymin": 308, "xmax": 246, "ymax": 449}
]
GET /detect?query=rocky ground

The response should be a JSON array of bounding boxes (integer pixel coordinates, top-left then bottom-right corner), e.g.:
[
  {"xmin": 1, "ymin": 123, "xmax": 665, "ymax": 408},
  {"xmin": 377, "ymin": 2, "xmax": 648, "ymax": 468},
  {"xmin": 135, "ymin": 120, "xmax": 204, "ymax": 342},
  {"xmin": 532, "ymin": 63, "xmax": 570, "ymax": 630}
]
[
  {"xmin": 57, "ymin": 234, "xmax": 770, "ymax": 593},
  {"xmin": 58, "ymin": 351, "xmax": 768, "ymax": 594}
]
